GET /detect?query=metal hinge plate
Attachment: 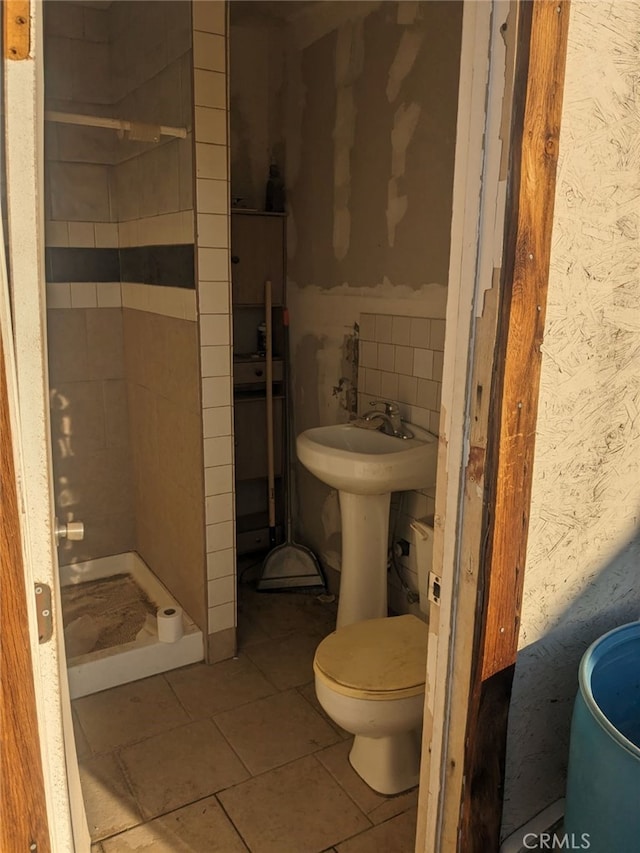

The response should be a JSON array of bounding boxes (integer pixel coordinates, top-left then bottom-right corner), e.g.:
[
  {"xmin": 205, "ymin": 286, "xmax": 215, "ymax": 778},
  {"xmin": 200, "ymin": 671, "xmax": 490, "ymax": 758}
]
[
  {"xmin": 428, "ymin": 571, "xmax": 441, "ymax": 606},
  {"xmin": 34, "ymin": 583, "xmax": 53, "ymax": 643}
]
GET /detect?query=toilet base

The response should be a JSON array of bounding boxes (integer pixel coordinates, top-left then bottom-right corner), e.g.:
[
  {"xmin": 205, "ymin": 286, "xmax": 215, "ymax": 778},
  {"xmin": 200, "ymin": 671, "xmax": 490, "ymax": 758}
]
[{"xmin": 349, "ymin": 729, "xmax": 421, "ymax": 795}]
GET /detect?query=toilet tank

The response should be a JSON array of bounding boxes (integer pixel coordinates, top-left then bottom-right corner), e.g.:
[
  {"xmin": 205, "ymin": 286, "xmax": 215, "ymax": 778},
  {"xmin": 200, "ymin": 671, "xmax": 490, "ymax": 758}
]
[{"xmin": 410, "ymin": 518, "xmax": 434, "ymax": 615}]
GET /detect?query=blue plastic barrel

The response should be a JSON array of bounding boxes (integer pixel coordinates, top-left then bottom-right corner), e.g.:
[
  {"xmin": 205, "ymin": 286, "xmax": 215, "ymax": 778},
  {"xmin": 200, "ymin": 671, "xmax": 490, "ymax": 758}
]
[{"xmin": 564, "ymin": 621, "xmax": 640, "ymax": 852}]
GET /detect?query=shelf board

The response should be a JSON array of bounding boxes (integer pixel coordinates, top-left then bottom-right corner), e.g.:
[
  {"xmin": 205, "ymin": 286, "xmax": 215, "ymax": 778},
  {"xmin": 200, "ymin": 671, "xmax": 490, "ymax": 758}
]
[
  {"xmin": 235, "ymin": 470, "xmax": 284, "ymax": 483},
  {"xmin": 232, "ymin": 302, "xmax": 284, "ymax": 309},
  {"xmin": 236, "ymin": 510, "xmax": 281, "ymax": 534},
  {"xmin": 231, "ymin": 209, "xmax": 286, "ymax": 218},
  {"xmin": 233, "ymin": 354, "xmax": 283, "ymax": 363},
  {"xmin": 234, "ymin": 390, "xmax": 285, "ymax": 401}
]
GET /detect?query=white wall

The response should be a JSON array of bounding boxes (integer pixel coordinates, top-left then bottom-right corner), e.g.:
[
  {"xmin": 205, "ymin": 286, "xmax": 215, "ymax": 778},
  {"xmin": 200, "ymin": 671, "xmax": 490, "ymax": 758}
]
[{"xmin": 502, "ymin": 0, "xmax": 640, "ymax": 836}]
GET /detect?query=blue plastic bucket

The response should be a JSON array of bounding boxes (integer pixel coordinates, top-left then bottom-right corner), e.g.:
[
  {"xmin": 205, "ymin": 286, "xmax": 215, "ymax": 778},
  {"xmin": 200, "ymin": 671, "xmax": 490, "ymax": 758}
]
[{"xmin": 564, "ymin": 621, "xmax": 640, "ymax": 852}]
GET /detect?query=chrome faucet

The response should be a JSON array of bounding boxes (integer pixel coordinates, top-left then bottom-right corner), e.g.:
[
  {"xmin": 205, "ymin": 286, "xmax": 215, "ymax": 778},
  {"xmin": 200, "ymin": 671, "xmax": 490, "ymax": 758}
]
[{"xmin": 362, "ymin": 400, "xmax": 414, "ymax": 439}]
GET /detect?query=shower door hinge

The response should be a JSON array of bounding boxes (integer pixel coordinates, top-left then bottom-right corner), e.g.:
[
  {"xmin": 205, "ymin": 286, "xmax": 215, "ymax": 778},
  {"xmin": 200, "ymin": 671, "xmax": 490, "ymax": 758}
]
[{"xmin": 34, "ymin": 583, "xmax": 53, "ymax": 644}]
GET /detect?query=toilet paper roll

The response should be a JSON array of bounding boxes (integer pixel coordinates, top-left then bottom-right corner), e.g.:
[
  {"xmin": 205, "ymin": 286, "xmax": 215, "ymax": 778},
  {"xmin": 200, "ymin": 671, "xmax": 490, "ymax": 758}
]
[{"xmin": 157, "ymin": 606, "xmax": 183, "ymax": 643}]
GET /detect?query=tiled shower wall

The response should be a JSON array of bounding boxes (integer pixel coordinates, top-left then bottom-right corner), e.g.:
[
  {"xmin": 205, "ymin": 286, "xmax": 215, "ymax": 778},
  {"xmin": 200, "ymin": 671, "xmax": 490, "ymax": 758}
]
[
  {"xmin": 111, "ymin": 0, "xmax": 195, "ymax": 251},
  {"xmin": 45, "ymin": 0, "xmax": 194, "ymax": 252},
  {"xmin": 111, "ymin": 1, "xmax": 207, "ymax": 635},
  {"xmin": 358, "ymin": 312, "xmax": 445, "ymax": 616},
  {"xmin": 44, "ymin": 1, "xmax": 133, "ymax": 565},
  {"xmin": 123, "ymin": 309, "xmax": 205, "ymax": 635},
  {"xmin": 47, "ymin": 307, "xmax": 135, "ymax": 564},
  {"xmin": 44, "ymin": 1, "xmax": 209, "ymax": 638},
  {"xmin": 191, "ymin": 2, "xmax": 236, "ymax": 662},
  {"xmin": 44, "ymin": 1, "xmax": 114, "ymax": 235}
]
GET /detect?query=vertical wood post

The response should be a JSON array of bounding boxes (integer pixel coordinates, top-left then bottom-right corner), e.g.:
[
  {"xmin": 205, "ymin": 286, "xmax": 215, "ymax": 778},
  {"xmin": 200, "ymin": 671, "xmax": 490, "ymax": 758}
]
[{"xmin": 460, "ymin": 1, "xmax": 570, "ymax": 848}]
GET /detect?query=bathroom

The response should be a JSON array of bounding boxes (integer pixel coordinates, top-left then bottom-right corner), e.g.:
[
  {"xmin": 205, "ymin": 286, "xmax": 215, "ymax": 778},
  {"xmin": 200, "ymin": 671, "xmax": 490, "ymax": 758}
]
[
  {"xmin": 229, "ymin": 0, "xmax": 459, "ymax": 615},
  {"xmin": 42, "ymin": 0, "xmax": 464, "ymax": 848}
]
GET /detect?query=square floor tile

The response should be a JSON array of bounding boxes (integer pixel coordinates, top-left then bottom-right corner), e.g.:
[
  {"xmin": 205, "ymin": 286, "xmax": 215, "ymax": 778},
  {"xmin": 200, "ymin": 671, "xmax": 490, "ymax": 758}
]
[
  {"xmin": 316, "ymin": 739, "xmax": 418, "ymax": 821},
  {"xmin": 101, "ymin": 795, "xmax": 247, "ymax": 852},
  {"xmin": 244, "ymin": 631, "xmax": 322, "ymax": 690},
  {"xmin": 238, "ymin": 588, "xmax": 331, "ymax": 639},
  {"xmin": 166, "ymin": 655, "xmax": 277, "ymax": 718},
  {"xmin": 219, "ymin": 755, "xmax": 371, "ymax": 853},
  {"xmin": 298, "ymin": 683, "xmax": 350, "ymax": 740},
  {"xmin": 237, "ymin": 612, "xmax": 270, "ymax": 648},
  {"xmin": 214, "ymin": 689, "xmax": 340, "ymax": 775},
  {"xmin": 74, "ymin": 675, "xmax": 190, "ymax": 753},
  {"xmin": 118, "ymin": 719, "xmax": 249, "ymax": 819},
  {"xmin": 335, "ymin": 808, "xmax": 417, "ymax": 852},
  {"xmin": 79, "ymin": 754, "xmax": 142, "ymax": 841},
  {"xmin": 368, "ymin": 788, "xmax": 418, "ymax": 826},
  {"xmin": 303, "ymin": 595, "xmax": 339, "ymax": 636}
]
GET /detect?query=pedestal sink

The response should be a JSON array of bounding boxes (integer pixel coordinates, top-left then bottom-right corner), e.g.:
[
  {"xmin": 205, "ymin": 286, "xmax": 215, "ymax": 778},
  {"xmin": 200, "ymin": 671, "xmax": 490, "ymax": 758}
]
[{"xmin": 296, "ymin": 422, "xmax": 437, "ymax": 627}]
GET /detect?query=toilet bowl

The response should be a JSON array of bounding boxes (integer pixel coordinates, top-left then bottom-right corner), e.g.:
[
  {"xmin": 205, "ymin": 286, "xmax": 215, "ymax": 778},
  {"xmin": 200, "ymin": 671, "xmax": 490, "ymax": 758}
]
[{"xmin": 314, "ymin": 614, "xmax": 429, "ymax": 795}]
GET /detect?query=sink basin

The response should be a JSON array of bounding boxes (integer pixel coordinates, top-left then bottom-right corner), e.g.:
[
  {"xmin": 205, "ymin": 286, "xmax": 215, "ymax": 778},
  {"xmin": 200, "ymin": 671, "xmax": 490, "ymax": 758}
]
[{"xmin": 296, "ymin": 422, "xmax": 437, "ymax": 495}]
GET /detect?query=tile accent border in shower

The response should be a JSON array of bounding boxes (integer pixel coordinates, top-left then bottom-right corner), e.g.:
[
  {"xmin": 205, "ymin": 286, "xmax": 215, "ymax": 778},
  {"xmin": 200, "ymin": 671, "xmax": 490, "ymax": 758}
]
[
  {"xmin": 45, "ymin": 211, "xmax": 195, "ymax": 249},
  {"xmin": 46, "ymin": 244, "xmax": 196, "ymax": 288},
  {"xmin": 45, "ymin": 282, "xmax": 197, "ymax": 320},
  {"xmin": 192, "ymin": 0, "xmax": 237, "ymax": 662}
]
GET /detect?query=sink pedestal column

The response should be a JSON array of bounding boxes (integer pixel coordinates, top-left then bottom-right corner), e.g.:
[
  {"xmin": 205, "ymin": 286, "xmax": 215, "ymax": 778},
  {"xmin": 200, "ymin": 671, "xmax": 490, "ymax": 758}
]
[{"xmin": 337, "ymin": 491, "xmax": 391, "ymax": 628}]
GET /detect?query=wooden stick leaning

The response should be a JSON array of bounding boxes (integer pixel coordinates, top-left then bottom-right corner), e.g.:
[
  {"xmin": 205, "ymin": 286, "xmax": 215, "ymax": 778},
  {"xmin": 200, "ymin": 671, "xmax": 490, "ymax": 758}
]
[{"xmin": 264, "ymin": 280, "xmax": 276, "ymax": 547}]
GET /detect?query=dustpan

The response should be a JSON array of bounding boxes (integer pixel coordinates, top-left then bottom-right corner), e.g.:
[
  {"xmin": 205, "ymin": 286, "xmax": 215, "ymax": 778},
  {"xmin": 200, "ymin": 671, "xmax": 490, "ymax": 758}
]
[{"xmin": 257, "ymin": 290, "xmax": 325, "ymax": 592}]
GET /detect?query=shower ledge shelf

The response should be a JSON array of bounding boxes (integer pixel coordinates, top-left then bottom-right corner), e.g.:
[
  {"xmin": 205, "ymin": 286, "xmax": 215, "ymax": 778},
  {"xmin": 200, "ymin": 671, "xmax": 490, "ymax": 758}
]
[
  {"xmin": 45, "ymin": 110, "xmax": 188, "ymax": 140},
  {"xmin": 60, "ymin": 551, "xmax": 203, "ymax": 699}
]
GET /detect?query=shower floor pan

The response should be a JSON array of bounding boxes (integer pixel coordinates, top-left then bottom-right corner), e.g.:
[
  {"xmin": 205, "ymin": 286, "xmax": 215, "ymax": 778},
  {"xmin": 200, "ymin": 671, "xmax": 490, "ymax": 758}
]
[{"xmin": 60, "ymin": 552, "xmax": 203, "ymax": 699}]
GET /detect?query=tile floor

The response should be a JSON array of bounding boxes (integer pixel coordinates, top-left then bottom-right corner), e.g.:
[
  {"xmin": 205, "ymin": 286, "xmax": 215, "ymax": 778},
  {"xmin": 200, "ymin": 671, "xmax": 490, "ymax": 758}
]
[{"xmin": 75, "ymin": 581, "xmax": 419, "ymax": 852}]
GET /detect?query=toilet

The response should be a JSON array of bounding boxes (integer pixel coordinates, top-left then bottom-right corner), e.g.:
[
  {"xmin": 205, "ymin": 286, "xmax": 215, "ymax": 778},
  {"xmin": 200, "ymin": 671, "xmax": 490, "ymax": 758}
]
[{"xmin": 313, "ymin": 520, "xmax": 434, "ymax": 795}]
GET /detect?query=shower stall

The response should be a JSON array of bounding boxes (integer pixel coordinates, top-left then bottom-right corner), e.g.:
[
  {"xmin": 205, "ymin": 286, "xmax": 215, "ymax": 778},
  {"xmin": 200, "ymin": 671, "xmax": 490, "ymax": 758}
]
[{"xmin": 44, "ymin": 1, "xmax": 214, "ymax": 696}]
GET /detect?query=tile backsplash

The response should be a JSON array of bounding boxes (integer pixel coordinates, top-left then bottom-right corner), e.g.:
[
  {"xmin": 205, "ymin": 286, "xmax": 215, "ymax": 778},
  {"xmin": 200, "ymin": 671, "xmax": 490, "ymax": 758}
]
[
  {"xmin": 358, "ymin": 312, "xmax": 445, "ymax": 437},
  {"xmin": 357, "ymin": 311, "xmax": 443, "ymax": 617}
]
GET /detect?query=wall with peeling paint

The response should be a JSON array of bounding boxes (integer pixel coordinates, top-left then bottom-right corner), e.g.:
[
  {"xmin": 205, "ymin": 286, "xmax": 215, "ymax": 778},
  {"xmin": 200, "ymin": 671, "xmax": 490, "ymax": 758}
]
[
  {"xmin": 229, "ymin": 6, "xmax": 285, "ymax": 209},
  {"xmin": 283, "ymin": 1, "xmax": 463, "ymax": 591},
  {"xmin": 229, "ymin": 2, "xmax": 462, "ymax": 599},
  {"xmin": 286, "ymin": 1, "xmax": 462, "ymax": 291},
  {"xmin": 502, "ymin": 1, "xmax": 640, "ymax": 837}
]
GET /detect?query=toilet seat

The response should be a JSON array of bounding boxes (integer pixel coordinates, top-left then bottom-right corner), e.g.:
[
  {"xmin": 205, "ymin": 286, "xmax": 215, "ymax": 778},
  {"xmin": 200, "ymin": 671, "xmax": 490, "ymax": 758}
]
[{"xmin": 314, "ymin": 614, "xmax": 428, "ymax": 701}]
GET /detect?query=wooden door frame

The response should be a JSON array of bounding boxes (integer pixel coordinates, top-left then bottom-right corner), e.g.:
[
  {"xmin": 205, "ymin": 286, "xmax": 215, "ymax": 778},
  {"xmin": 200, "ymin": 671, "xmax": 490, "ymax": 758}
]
[
  {"xmin": 416, "ymin": 0, "xmax": 516, "ymax": 848},
  {"xmin": 427, "ymin": 1, "xmax": 571, "ymax": 850},
  {"xmin": 0, "ymin": 5, "xmax": 51, "ymax": 850},
  {"xmin": 2, "ymin": 0, "xmax": 88, "ymax": 848},
  {"xmin": 0, "ymin": 319, "xmax": 51, "ymax": 853}
]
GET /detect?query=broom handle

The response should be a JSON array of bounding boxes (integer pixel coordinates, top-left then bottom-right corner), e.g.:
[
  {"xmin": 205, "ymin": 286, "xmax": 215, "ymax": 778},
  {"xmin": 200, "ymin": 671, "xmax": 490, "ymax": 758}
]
[
  {"xmin": 283, "ymin": 306, "xmax": 293, "ymax": 543},
  {"xmin": 265, "ymin": 280, "xmax": 276, "ymax": 546}
]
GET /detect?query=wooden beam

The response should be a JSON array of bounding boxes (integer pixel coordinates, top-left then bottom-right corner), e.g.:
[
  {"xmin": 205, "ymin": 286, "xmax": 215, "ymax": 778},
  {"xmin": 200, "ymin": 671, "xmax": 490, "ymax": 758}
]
[
  {"xmin": 480, "ymin": 0, "xmax": 570, "ymax": 682},
  {"xmin": 0, "ymin": 331, "xmax": 51, "ymax": 850},
  {"xmin": 460, "ymin": 0, "xmax": 571, "ymax": 848}
]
